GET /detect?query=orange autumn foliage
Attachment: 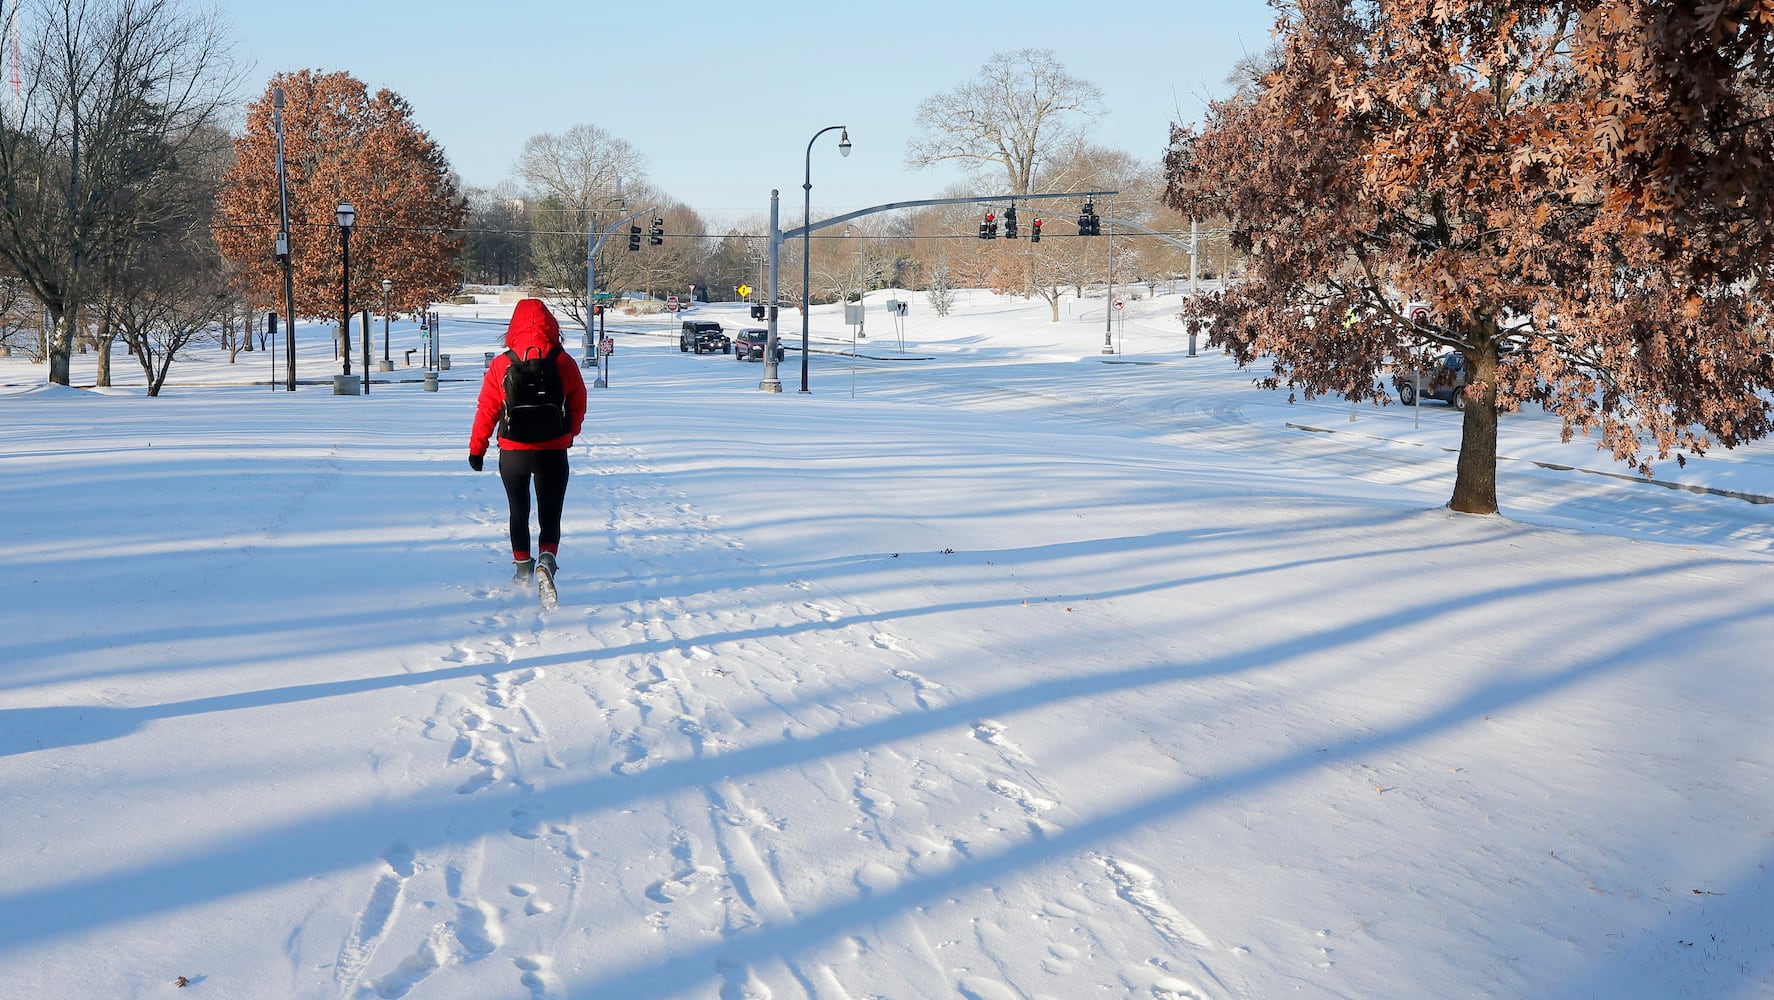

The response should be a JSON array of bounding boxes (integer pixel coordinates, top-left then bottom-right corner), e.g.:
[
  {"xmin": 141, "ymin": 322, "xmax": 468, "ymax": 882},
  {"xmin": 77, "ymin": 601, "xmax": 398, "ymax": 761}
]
[
  {"xmin": 1167, "ymin": 0, "xmax": 1774, "ymax": 514},
  {"xmin": 215, "ymin": 70, "xmax": 466, "ymax": 323}
]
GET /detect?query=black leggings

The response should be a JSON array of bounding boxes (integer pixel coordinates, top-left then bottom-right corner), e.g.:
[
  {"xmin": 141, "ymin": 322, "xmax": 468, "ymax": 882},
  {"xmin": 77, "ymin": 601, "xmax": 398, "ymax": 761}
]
[{"xmin": 498, "ymin": 449, "xmax": 570, "ymax": 558}]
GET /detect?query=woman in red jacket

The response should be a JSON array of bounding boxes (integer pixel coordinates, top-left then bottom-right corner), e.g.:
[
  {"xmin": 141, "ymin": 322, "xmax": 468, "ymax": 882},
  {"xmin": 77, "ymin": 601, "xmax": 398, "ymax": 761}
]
[{"xmin": 468, "ymin": 299, "xmax": 587, "ymax": 604}]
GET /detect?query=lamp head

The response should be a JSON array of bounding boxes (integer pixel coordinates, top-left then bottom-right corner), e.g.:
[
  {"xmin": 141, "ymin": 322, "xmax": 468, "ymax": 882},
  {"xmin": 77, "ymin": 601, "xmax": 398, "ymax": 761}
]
[
  {"xmin": 837, "ymin": 128, "xmax": 852, "ymax": 158},
  {"xmin": 336, "ymin": 202, "xmax": 355, "ymax": 229},
  {"xmin": 382, "ymin": 278, "xmax": 392, "ymax": 293}
]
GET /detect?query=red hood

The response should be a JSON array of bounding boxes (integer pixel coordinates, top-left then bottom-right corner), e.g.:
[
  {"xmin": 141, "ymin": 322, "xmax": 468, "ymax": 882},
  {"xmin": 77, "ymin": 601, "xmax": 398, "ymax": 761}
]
[{"xmin": 505, "ymin": 299, "xmax": 561, "ymax": 358}]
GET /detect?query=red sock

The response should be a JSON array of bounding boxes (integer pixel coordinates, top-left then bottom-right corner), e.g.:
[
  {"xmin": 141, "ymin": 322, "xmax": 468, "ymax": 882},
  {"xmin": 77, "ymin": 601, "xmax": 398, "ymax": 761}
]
[
  {"xmin": 514, "ymin": 551, "xmax": 530, "ymax": 562},
  {"xmin": 541, "ymin": 544, "xmax": 559, "ymax": 557}
]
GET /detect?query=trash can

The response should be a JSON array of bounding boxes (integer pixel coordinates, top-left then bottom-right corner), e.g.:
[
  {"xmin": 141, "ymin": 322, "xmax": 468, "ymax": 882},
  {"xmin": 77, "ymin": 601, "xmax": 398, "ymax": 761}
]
[
  {"xmin": 439, "ymin": 354, "xmax": 451, "ymax": 370},
  {"xmin": 484, "ymin": 351, "xmax": 495, "ymax": 366},
  {"xmin": 423, "ymin": 371, "xmax": 438, "ymax": 392},
  {"xmin": 333, "ymin": 374, "xmax": 361, "ymax": 395},
  {"xmin": 377, "ymin": 359, "xmax": 393, "ymax": 372}
]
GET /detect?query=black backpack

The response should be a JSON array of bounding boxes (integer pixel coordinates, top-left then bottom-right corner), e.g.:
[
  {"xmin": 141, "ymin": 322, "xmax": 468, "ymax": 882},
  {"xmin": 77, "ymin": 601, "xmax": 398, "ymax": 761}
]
[{"xmin": 499, "ymin": 346, "xmax": 567, "ymax": 442}]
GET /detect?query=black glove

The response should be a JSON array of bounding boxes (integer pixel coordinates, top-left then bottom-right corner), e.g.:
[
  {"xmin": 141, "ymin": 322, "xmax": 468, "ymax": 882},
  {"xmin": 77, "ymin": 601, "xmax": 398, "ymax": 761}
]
[{"xmin": 468, "ymin": 453, "xmax": 484, "ymax": 472}]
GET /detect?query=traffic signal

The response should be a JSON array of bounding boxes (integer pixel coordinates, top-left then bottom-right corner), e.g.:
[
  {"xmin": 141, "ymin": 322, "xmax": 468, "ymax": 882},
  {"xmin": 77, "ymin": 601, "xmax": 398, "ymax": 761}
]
[
  {"xmin": 1030, "ymin": 218, "xmax": 1042, "ymax": 243},
  {"xmin": 592, "ymin": 304, "xmax": 603, "ymax": 316},
  {"xmin": 750, "ymin": 304, "xmax": 766, "ymax": 320},
  {"xmin": 979, "ymin": 211, "xmax": 997, "ymax": 239},
  {"xmin": 627, "ymin": 225, "xmax": 641, "ymax": 251},
  {"xmin": 1078, "ymin": 201, "xmax": 1102, "ymax": 236},
  {"xmin": 648, "ymin": 217, "xmax": 664, "ymax": 246},
  {"xmin": 1004, "ymin": 204, "xmax": 1018, "ymax": 239}
]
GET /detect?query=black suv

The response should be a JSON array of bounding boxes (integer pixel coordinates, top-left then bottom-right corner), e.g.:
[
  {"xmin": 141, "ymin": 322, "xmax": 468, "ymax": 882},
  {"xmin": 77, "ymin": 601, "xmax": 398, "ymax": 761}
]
[
  {"xmin": 679, "ymin": 321, "xmax": 730, "ymax": 355},
  {"xmin": 733, "ymin": 328, "xmax": 784, "ymax": 362}
]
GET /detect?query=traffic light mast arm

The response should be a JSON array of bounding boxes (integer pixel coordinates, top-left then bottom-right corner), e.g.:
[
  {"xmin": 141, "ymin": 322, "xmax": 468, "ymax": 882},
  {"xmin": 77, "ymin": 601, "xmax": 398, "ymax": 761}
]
[
  {"xmin": 777, "ymin": 189, "xmax": 1117, "ymax": 242},
  {"xmin": 590, "ymin": 206, "xmax": 657, "ymax": 255},
  {"xmin": 583, "ymin": 205, "xmax": 657, "ymax": 344}
]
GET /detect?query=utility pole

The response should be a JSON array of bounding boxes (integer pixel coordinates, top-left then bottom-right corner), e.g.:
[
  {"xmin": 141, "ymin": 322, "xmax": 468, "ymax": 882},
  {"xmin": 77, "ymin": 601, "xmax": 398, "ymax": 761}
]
[{"xmin": 1103, "ymin": 194, "xmax": 1115, "ymax": 354}]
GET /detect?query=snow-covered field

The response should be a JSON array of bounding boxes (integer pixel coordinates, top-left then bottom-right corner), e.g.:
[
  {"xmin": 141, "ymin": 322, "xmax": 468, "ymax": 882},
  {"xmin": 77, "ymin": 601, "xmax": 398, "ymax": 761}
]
[{"xmin": 3, "ymin": 288, "xmax": 1771, "ymax": 999}]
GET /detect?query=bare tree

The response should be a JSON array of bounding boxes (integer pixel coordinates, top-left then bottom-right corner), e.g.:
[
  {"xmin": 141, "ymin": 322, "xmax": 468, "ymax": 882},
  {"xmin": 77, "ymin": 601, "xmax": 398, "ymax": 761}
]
[
  {"xmin": 516, "ymin": 124, "xmax": 643, "ymax": 216},
  {"xmin": 906, "ymin": 48, "xmax": 1104, "ymax": 197},
  {"xmin": 111, "ymin": 113, "xmax": 232, "ymax": 395},
  {"xmin": 910, "ymin": 50, "xmax": 1106, "ymax": 298},
  {"xmin": 0, "ymin": 0, "xmax": 238, "ymax": 386},
  {"xmin": 516, "ymin": 124, "xmax": 648, "ymax": 328},
  {"xmin": 114, "ymin": 234, "xmax": 232, "ymax": 395},
  {"xmin": 0, "ymin": 267, "xmax": 36, "ymax": 357}
]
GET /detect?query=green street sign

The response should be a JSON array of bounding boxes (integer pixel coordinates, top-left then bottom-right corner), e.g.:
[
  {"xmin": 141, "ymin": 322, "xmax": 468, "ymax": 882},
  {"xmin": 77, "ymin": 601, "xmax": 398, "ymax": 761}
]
[{"xmin": 591, "ymin": 292, "xmax": 616, "ymax": 301}]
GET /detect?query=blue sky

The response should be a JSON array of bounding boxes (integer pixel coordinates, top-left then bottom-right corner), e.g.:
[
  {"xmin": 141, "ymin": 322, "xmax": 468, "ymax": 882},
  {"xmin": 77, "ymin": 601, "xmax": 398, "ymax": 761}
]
[{"xmin": 220, "ymin": 1, "xmax": 1279, "ymax": 225}]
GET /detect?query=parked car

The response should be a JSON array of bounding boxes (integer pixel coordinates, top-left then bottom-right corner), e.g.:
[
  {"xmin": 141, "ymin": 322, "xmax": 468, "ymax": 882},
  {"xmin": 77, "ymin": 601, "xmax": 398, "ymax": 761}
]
[
  {"xmin": 679, "ymin": 320, "xmax": 730, "ymax": 355},
  {"xmin": 733, "ymin": 328, "xmax": 784, "ymax": 362},
  {"xmin": 1393, "ymin": 351, "xmax": 1468, "ymax": 408}
]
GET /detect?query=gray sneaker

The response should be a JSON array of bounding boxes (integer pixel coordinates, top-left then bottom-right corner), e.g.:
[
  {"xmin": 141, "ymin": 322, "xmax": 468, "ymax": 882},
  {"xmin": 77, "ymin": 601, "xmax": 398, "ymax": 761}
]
[
  {"xmin": 536, "ymin": 552, "xmax": 558, "ymax": 611},
  {"xmin": 512, "ymin": 558, "xmax": 535, "ymax": 584}
]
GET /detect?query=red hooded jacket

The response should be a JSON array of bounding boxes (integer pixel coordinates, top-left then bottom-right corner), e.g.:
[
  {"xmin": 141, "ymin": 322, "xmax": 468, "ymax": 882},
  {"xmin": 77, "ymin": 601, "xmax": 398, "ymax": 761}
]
[{"xmin": 470, "ymin": 299, "xmax": 587, "ymax": 456}]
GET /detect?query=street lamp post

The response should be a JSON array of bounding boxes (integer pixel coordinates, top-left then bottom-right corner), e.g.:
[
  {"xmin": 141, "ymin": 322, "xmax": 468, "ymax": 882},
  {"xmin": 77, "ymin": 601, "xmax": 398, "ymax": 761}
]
[
  {"xmin": 381, "ymin": 278, "xmax": 392, "ymax": 367},
  {"xmin": 800, "ymin": 124, "xmax": 851, "ymax": 393},
  {"xmin": 337, "ymin": 202, "xmax": 355, "ymax": 381}
]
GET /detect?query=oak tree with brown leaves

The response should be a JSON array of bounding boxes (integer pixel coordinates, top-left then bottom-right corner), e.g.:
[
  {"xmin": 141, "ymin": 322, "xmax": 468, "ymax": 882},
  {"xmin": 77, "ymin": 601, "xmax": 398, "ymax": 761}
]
[
  {"xmin": 214, "ymin": 70, "xmax": 465, "ymax": 331},
  {"xmin": 1165, "ymin": 0, "xmax": 1774, "ymax": 515}
]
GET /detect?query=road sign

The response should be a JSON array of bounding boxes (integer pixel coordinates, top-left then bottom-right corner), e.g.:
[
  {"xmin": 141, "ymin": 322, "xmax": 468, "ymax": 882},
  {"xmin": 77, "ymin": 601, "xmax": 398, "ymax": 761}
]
[
  {"xmin": 591, "ymin": 291, "xmax": 615, "ymax": 301},
  {"xmin": 1113, "ymin": 298, "xmax": 1124, "ymax": 311},
  {"xmin": 599, "ymin": 337, "xmax": 614, "ymax": 356},
  {"xmin": 737, "ymin": 284, "xmax": 752, "ymax": 299}
]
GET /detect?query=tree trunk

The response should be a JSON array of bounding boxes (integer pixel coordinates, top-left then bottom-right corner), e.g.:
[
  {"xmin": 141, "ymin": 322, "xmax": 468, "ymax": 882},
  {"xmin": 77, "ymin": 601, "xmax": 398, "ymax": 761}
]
[
  {"xmin": 94, "ymin": 310, "xmax": 115, "ymax": 387},
  {"xmin": 47, "ymin": 311, "xmax": 74, "ymax": 386},
  {"xmin": 1448, "ymin": 351, "xmax": 1500, "ymax": 514}
]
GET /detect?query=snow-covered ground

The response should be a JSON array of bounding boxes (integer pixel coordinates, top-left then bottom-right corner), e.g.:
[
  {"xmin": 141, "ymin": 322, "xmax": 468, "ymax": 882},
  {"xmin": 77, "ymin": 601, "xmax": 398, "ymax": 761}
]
[{"xmin": 3, "ymin": 288, "xmax": 1771, "ymax": 999}]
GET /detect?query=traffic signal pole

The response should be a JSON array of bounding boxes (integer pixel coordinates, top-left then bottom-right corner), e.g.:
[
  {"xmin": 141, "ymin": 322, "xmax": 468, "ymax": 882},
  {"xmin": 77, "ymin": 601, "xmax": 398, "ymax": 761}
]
[
  {"xmin": 585, "ymin": 205, "xmax": 656, "ymax": 368},
  {"xmin": 763, "ymin": 190, "xmax": 784, "ymax": 392},
  {"xmin": 1104, "ymin": 194, "xmax": 1115, "ymax": 354}
]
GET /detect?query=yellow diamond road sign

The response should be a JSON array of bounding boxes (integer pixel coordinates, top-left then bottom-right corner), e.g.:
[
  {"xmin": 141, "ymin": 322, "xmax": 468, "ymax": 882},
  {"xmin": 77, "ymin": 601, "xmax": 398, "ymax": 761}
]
[{"xmin": 737, "ymin": 284, "xmax": 752, "ymax": 299}]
